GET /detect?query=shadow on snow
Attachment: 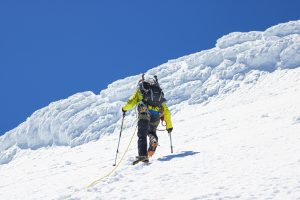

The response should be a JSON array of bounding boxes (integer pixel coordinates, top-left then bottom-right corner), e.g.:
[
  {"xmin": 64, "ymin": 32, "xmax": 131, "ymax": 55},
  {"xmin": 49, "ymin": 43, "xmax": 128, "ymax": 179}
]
[{"xmin": 157, "ymin": 151, "xmax": 200, "ymax": 161}]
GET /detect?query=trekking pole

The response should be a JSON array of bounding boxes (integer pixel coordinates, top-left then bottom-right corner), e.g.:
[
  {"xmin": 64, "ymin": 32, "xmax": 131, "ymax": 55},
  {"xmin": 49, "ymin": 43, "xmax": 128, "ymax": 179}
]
[
  {"xmin": 113, "ymin": 112, "xmax": 126, "ymax": 166},
  {"xmin": 168, "ymin": 132, "xmax": 174, "ymax": 153}
]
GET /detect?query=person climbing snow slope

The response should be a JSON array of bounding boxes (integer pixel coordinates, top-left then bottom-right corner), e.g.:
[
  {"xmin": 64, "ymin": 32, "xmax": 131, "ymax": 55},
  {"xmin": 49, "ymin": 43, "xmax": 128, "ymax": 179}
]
[{"xmin": 122, "ymin": 74, "xmax": 173, "ymax": 164}]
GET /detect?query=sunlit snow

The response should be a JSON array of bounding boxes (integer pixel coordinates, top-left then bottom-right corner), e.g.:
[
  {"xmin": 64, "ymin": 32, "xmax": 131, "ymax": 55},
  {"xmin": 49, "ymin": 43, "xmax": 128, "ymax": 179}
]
[{"xmin": 0, "ymin": 20, "xmax": 300, "ymax": 200}]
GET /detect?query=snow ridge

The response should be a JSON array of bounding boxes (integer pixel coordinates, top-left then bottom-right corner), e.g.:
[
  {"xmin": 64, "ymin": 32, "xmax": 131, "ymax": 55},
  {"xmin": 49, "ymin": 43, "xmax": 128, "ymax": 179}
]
[{"xmin": 1, "ymin": 20, "xmax": 300, "ymax": 165}]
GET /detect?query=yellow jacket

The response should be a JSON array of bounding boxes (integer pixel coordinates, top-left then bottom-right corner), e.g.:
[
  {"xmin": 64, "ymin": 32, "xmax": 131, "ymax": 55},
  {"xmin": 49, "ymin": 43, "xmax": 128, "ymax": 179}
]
[{"xmin": 122, "ymin": 89, "xmax": 173, "ymax": 129}]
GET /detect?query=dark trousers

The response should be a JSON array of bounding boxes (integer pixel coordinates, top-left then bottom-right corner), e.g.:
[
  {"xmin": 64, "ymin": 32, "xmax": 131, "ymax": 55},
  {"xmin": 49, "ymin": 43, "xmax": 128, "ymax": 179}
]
[{"xmin": 137, "ymin": 112, "xmax": 160, "ymax": 156}]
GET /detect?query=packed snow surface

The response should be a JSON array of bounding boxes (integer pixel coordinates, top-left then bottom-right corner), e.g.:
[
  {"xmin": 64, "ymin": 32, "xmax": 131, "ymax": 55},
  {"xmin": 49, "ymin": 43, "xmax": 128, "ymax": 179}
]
[{"xmin": 0, "ymin": 20, "xmax": 300, "ymax": 200}]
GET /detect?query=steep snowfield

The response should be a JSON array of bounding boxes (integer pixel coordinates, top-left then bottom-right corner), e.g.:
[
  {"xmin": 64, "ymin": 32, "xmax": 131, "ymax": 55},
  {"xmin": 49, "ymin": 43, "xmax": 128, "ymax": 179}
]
[
  {"xmin": 0, "ymin": 20, "xmax": 300, "ymax": 200},
  {"xmin": 1, "ymin": 68, "xmax": 300, "ymax": 200}
]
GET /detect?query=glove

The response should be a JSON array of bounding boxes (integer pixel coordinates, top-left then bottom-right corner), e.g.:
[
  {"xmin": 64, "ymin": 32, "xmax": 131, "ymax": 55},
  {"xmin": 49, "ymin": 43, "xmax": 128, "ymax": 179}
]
[
  {"xmin": 122, "ymin": 108, "xmax": 126, "ymax": 116},
  {"xmin": 167, "ymin": 127, "xmax": 173, "ymax": 133}
]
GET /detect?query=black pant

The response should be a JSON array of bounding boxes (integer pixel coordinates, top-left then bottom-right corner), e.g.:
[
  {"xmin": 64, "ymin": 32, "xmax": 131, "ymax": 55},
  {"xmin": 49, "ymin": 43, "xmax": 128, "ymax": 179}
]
[{"xmin": 137, "ymin": 112, "xmax": 160, "ymax": 156}]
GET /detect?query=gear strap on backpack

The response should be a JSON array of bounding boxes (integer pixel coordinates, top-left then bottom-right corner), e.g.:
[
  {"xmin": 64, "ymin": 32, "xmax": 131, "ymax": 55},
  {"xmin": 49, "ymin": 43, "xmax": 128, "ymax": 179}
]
[{"xmin": 138, "ymin": 74, "xmax": 166, "ymax": 107}]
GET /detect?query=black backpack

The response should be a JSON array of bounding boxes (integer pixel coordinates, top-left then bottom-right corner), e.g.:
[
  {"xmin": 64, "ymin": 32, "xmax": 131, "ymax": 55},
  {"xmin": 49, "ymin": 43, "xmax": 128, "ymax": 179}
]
[{"xmin": 139, "ymin": 75, "xmax": 166, "ymax": 107}]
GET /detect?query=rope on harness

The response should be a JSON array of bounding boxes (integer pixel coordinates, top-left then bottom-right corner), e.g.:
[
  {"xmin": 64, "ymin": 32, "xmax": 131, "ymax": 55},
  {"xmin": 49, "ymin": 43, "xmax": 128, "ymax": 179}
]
[{"xmin": 86, "ymin": 124, "xmax": 137, "ymax": 189}]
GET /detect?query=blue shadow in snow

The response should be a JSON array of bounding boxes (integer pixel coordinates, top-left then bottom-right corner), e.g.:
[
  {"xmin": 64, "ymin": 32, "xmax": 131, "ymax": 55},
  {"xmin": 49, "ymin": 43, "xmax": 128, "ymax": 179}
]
[{"xmin": 157, "ymin": 151, "xmax": 200, "ymax": 161}]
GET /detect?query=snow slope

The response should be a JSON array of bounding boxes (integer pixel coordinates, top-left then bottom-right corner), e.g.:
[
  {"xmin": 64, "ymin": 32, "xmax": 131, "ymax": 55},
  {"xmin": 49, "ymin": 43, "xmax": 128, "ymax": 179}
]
[{"xmin": 0, "ymin": 20, "xmax": 300, "ymax": 200}]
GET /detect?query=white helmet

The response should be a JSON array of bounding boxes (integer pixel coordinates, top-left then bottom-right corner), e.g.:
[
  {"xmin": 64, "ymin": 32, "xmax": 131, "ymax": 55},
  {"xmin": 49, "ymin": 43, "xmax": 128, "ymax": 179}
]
[
  {"xmin": 139, "ymin": 74, "xmax": 159, "ymax": 91},
  {"xmin": 144, "ymin": 75, "xmax": 157, "ymax": 85}
]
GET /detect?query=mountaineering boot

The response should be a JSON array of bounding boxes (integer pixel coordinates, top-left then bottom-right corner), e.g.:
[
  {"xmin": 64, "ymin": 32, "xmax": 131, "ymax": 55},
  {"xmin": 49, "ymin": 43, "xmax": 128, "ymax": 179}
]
[
  {"xmin": 147, "ymin": 135, "xmax": 158, "ymax": 157},
  {"xmin": 142, "ymin": 157, "xmax": 150, "ymax": 164},
  {"xmin": 133, "ymin": 156, "xmax": 149, "ymax": 165}
]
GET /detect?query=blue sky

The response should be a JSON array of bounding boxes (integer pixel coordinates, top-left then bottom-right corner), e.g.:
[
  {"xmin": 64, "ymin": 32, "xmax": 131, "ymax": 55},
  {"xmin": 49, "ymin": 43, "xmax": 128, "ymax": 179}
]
[{"xmin": 1, "ymin": 0, "xmax": 300, "ymax": 135}]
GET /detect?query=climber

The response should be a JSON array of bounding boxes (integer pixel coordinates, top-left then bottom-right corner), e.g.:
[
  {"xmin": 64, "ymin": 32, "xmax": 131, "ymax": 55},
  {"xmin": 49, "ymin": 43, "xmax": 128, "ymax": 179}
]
[{"xmin": 122, "ymin": 74, "xmax": 173, "ymax": 163}]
